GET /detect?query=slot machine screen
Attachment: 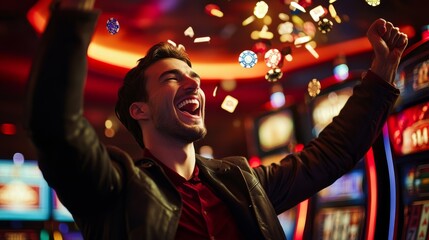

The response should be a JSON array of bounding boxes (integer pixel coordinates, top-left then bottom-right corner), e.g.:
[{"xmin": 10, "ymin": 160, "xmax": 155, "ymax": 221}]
[
  {"xmin": 316, "ymin": 168, "xmax": 365, "ymax": 204},
  {"xmin": 253, "ymin": 108, "xmax": 296, "ymax": 157},
  {"xmin": 309, "ymin": 80, "xmax": 357, "ymax": 136},
  {"xmin": 314, "ymin": 206, "xmax": 365, "ymax": 240},
  {"xmin": 0, "ymin": 160, "xmax": 50, "ymax": 221},
  {"xmin": 387, "ymin": 101, "xmax": 429, "ymax": 156}
]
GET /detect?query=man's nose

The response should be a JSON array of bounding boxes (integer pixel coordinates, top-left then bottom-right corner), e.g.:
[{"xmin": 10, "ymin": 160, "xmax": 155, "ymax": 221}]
[{"xmin": 183, "ymin": 76, "xmax": 200, "ymax": 92}]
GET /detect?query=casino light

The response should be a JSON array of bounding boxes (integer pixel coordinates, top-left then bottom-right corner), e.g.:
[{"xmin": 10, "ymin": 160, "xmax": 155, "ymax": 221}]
[
  {"xmin": 1, "ymin": 123, "xmax": 16, "ymax": 135},
  {"xmin": 199, "ymin": 145, "xmax": 214, "ymax": 158},
  {"xmin": 104, "ymin": 119, "xmax": 116, "ymax": 138},
  {"xmin": 422, "ymin": 25, "xmax": 429, "ymax": 40},
  {"xmin": 13, "ymin": 152, "xmax": 24, "ymax": 165},
  {"xmin": 249, "ymin": 156, "xmax": 261, "ymax": 168},
  {"xmin": 270, "ymin": 92, "xmax": 286, "ymax": 109},
  {"xmin": 333, "ymin": 63, "xmax": 349, "ymax": 81},
  {"xmin": 333, "ymin": 54, "xmax": 349, "ymax": 81}
]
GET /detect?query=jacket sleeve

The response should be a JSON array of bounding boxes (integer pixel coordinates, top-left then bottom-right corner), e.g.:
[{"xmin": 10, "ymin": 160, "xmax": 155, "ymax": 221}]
[
  {"xmin": 253, "ymin": 70, "xmax": 400, "ymax": 213},
  {"xmin": 25, "ymin": 9, "xmax": 125, "ymax": 216}
]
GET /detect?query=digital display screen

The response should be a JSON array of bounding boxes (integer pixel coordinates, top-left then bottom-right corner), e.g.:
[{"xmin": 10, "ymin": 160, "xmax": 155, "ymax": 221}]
[
  {"xmin": 313, "ymin": 206, "xmax": 365, "ymax": 240},
  {"xmin": 311, "ymin": 86, "xmax": 354, "ymax": 136},
  {"xmin": 387, "ymin": 101, "xmax": 429, "ymax": 156},
  {"xmin": 277, "ymin": 206, "xmax": 297, "ymax": 240},
  {"xmin": 402, "ymin": 200, "xmax": 429, "ymax": 240},
  {"xmin": 254, "ymin": 108, "xmax": 295, "ymax": 156},
  {"xmin": 317, "ymin": 168, "xmax": 365, "ymax": 203},
  {"xmin": 0, "ymin": 230, "xmax": 38, "ymax": 240},
  {"xmin": 0, "ymin": 160, "xmax": 50, "ymax": 221},
  {"xmin": 395, "ymin": 56, "xmax": 429, "ymax": 98}
]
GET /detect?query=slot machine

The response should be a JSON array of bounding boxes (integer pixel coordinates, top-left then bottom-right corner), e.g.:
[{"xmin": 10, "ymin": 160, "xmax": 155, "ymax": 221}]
[
  {"xmin": 247, "ymin": 106, "xmax": 307, "ymax": 239},
  {"xmin": 51, "ymin": 190, "xmax": 83, "ymax": 240},
  {"xmin": 304, "ymin": 71, "xmax": 394, "ymax": 240},
  {"xmin": 0, "ymin": 159, "xmax": 51, "ymax": 239},
  {"xmin": 383, "ymin": 38, "xmax": 429, "ymax": 240}
]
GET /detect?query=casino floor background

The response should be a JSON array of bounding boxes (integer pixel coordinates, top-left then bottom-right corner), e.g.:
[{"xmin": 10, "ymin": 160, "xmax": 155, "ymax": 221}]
[{"xmin": 1, "ymin": 0, "xmax": 429, "ymax": 239}]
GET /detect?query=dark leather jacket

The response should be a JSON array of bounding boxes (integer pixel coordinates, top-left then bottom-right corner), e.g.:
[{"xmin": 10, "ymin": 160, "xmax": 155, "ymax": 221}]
[{"xmin": 25, "ymin": 8, "xmax": 399, "ymax": 240}]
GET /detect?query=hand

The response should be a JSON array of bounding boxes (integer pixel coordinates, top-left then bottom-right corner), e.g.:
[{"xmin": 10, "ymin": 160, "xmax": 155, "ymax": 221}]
[{"xmin": 367, "ymin": 18, "xmax": 408, "ymax": 83}]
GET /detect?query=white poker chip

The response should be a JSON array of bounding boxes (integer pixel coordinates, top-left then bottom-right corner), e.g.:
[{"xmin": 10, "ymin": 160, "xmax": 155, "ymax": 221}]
[
  {"xmin": 264, "ymin": 48, "xmax": 281, "ymax": 68},
  {"xmin": 238, "ymin": 50, "xmax": 258, "ymax": 68}
]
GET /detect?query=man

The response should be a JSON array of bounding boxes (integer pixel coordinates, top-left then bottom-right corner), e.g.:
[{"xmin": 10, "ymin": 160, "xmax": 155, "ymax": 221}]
[{"xmin": 25, "ymin": 0, "xmax": 408, "ymax": 239}]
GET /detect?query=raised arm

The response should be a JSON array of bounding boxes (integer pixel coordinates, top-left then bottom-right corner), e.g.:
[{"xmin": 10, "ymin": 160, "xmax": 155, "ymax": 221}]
[
  {"xmin": 255, "ymin": 18, "xmax": 408, "ymax": 212},
  {"xmin": 25, "ymin": 0, "xmax": 123, "ymax": 215}
]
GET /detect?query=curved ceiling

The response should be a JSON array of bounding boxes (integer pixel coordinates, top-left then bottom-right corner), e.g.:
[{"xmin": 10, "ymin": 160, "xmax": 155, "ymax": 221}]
[{"xmin": 25, "ymin": 0, "xmax": 425, "ymax": 81}]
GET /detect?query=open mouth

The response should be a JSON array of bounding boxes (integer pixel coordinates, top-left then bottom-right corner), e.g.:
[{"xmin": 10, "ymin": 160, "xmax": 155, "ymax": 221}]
[{"xmin": 177, "ymin": 98, "xmax": 200, "ymax": 116}]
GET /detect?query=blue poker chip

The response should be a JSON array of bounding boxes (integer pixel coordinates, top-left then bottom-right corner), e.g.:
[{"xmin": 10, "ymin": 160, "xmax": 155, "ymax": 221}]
[
  {"xmin": 106, "ymin": 18, "xmax": 120, "ymax": 35},
  {"xmin": 238, "ymin": 50, "xmax": 258, "ymax": 68}
]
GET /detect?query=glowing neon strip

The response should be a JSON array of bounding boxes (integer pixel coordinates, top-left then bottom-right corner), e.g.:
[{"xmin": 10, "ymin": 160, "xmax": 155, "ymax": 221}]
[
  {"xmin": 365, "ymin": 147, "xmax": 377, "ymax": 240},
  {"xmin": 382, "ymin": 124, "xmax": 397, "ymax": 239},
  {"xmin": 293, "ymin": 199, "xmax": 308, "ymax": 240}
]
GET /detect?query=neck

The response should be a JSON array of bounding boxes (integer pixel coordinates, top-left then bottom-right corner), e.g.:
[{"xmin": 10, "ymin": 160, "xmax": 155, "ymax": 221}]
[{"xmin": 144, "ymin": 134, "xmax": 196, "ymax": 180}]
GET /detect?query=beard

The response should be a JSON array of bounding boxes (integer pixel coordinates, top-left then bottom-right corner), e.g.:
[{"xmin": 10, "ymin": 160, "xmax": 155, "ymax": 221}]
[{"xmin": 150, "ymin": 104, "xmax": 207, "ymax": 143}]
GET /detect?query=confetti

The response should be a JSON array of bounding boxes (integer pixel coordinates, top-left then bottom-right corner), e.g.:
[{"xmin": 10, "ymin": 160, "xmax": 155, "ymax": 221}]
[
  {"xmin": 308, "ymin": 78, "xmax": 321, "ymax": 97},
  {"xmin": 194, "ymin": 37, "xmax": 211, "ymax": 43},
  {"xmin": 277, "ymin": 22, "xmax": 294, "ymax": 35},
  {"xmin": 294, "ymin": 36, "xmax": 311, "ymax": 46},
  {"xmin": 184, "ymin": 27, "xmax": 194, "ymax": 38},
  {"xmin": 365, "ymin": 0, "xmax": 380, "ymax": 6},
  {"xmin": 309, "ymin": 5, "xmax": 326, "ymax": 22},
  {"xmin": 254, "ymin": 1, "xmax": 269, "ymax": 19},
  {"xmin": 318, "ymin": 18, "xmax": 333, "ymax": 34},
  {"xmin": 242, "ymin": 15, "xmax": 256, "ymax": 26},
  {"xmin": 265, "ymin": 68, "xmax": 283, "ymax": 82},
  {"xmin": 167, "ymin": 39, "xmax": 177, "ymax": 47},
  {"xmin": 221, "ymin": 95, "xmax": 239, "ymax": 113},
  {"xmin": 264, "ymin": 48, "xmax": 282, "ymax": 68},
  {"xmin": 177, "ymin": 44, "xmax": 186, "ymax": 51},
  {"xmin": 238, "ymin": 50, "xmax": 258, "ymax": 68},
  {"xmin": 328, "ymin": 4, "xmax": 337, "ymax": 18},
  {"xmin": 213, "ymin": 84, "xmax": 219, "ymax": 97},
  {"xmin": 205, "ymin": 4, "xmax": 224, "ymax": 17},
  {"xmin": 106, "ymin": 18, "xmax": 120, "ymax": 35},
  {"xmin": 290, "ymin": 2, "xmax": 306, "ymax": 13},
  {"xmin": 305, "ymin": 43, "xmax": 319, "ymax": 58}
]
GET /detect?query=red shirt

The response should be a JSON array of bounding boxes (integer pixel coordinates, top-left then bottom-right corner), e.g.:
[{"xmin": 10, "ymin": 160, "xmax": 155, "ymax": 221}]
[{"xmin": 144, "ymin": 150, "xmax": 245, "ymax": 240}]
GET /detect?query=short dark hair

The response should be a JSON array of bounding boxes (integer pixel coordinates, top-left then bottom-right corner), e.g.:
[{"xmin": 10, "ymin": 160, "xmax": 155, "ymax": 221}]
[{"xmin": 115, "ymin": 42, "xmax": 192, "ymax": 148}]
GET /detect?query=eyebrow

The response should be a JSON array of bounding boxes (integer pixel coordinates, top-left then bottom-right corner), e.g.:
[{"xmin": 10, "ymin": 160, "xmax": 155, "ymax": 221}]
[{"xmin": 159, "ymin": 69, "xmax": 201, "ymax": 80}]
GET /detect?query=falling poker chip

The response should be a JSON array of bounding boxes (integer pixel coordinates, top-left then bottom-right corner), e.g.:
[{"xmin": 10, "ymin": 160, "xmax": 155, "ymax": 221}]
[
  {"xmin": 106, "ymin": 18, "xmax": 120, "ymax": 35},
  {"xmin": 308, "ymin": 78, "xmax": 321, "ymax": 97},
  {"xmin": 238, "ymin": 50, "xmax": 258, "ymax": 68},
  {"xmin": 264, "ymin": 48, "xmax": 282, "ymax": 68},
  {"xmin": 265, "ymin": 68, "xmax": 283, "ymax": 82},
  {"xmin": 318, "ymin": 18, "xmax": 333, "ymax": 34}
]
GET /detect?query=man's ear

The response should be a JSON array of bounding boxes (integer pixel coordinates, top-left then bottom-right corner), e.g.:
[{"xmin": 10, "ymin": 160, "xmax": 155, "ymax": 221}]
[{"xmin": 129, "ymin": 102, "xmax": 150, "ymax": 120}]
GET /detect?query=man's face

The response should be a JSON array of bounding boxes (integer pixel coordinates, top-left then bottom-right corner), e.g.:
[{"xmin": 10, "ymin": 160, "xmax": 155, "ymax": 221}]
[{"xmin": 144, "ymin": 58, "xmax": 207, "ymax": 143}]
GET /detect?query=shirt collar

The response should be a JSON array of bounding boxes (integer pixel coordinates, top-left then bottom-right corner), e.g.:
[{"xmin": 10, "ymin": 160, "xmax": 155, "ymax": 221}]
[{"xmin": 142, "ymin": 148, "xmax": 200, "ymax": 185}]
